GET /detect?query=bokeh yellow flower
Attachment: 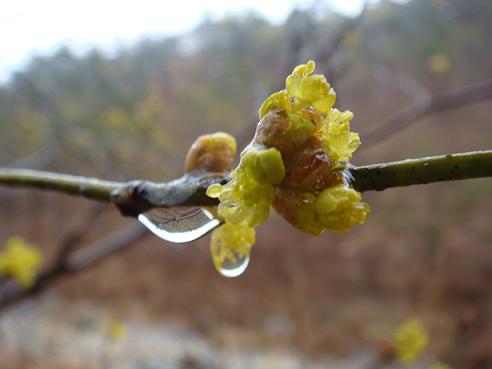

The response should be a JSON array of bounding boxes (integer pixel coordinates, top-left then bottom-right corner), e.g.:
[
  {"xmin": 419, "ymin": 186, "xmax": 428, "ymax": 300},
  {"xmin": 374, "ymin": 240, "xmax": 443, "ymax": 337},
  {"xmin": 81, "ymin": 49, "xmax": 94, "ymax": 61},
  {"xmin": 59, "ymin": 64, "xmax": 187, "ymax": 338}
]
[
  {"xmin": 0, "ymin": 237, "xmax": 42, "ymax": 288},
  {"xmin": 428, "ymin": 53, "xmax": 451, "ymax": 74},
  {"xmin": 393, "ymin": 319, "xmax": 429, "ymax": 364},
  {"xmin": 104, "ymin": 320, "xmax": 128, "ymax": 342}
]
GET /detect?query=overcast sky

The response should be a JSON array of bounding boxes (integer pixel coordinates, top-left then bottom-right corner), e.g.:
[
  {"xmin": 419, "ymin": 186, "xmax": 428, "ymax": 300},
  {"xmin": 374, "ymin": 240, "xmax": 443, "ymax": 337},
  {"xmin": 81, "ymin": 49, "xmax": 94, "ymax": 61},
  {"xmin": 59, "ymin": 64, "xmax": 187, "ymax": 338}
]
[{"xmin": 0, "ymin": 0, "xmax": 367, "ymax": 81}]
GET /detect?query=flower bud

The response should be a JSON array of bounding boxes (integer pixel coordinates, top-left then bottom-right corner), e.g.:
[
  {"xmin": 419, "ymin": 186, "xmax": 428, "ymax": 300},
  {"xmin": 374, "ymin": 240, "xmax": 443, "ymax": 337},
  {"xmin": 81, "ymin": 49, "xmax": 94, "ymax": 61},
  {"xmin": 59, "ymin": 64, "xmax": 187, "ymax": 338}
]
[{"xmin": 185, "ymin": 132, "xmax": 237, "ymax": 173}]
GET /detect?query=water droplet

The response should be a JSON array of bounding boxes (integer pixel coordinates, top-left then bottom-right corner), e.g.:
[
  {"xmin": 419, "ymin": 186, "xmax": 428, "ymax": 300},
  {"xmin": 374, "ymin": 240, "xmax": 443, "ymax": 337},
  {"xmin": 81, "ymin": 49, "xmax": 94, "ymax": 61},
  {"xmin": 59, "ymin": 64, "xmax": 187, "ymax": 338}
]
[
  {"xmin": 217, "ymin": 252, "xmax": 250, "ymax": 278},
  {"xmin": 138, "ymin": 207, "xmax": 220, "ymax": 243}
]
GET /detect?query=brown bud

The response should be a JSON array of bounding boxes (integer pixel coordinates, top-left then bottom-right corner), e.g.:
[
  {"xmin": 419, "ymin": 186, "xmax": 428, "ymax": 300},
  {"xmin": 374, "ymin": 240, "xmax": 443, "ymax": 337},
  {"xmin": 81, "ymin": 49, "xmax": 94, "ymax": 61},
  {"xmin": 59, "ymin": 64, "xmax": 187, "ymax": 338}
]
[
  {"xmin": 254, "ymin": 110, "xmax": 294, "ymax": 153},
  {"xmin": 254, "ymin": 107, "xmax": 322, "ymax": 156},
  {"xmin": 185, "ymin": 132, "xmax": 237, "ymax": 173},
  {"xmin": 272, "ymin": 186, "xmax": 324, "ymax": 236},
  {"xmin": 282, "ymin": 135, "xmax": 343, "ymax": 192}
]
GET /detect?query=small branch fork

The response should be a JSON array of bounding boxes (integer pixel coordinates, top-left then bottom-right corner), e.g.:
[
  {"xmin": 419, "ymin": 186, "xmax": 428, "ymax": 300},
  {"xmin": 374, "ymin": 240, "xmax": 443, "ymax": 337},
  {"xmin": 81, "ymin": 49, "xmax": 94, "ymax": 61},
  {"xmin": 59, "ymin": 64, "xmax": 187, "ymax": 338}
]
[{"xmin": 0, "ymin": 150, "xmax": 491, "ymax": 217}]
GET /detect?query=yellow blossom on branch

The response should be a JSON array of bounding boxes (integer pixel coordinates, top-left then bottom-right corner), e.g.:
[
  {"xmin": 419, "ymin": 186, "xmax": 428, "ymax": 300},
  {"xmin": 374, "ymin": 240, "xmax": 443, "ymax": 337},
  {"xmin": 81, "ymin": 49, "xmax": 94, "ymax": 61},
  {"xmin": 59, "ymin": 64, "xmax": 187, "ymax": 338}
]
[
  {"xmin": 258, "ymin": 60, "xmax": 369, "ymax": 234},
  {"xmin": 0, "ymin": 236, "xmax": 43, "ymax": 288},
  {"xmin": 205, "ymin": 60, "xmax": 370, "ymax": 276}
]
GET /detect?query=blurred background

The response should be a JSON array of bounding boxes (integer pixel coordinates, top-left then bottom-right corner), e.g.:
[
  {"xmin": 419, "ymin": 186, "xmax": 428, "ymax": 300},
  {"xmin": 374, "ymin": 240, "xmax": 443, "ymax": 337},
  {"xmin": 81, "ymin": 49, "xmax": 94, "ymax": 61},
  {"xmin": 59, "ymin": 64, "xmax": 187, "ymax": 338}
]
[{"xmin": 0, "ymin": 0, "xmax": 491, "ymax": 368}]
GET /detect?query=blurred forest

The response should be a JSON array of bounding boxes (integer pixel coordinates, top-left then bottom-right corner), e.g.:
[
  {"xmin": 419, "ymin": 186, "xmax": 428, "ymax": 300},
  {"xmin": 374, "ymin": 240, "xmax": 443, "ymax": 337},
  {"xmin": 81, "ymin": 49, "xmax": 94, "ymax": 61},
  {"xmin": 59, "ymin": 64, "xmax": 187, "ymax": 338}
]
[{"xmin": 1, "ymin": 0, "xmax": 492, "ymax": 368}]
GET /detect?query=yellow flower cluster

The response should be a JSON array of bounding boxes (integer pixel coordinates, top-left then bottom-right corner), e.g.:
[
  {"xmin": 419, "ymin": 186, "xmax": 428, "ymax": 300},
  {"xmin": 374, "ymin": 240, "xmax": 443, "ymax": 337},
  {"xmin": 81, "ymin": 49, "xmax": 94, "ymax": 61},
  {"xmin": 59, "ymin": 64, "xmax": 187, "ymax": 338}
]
[
  {"xmin": 393, "ymin": 319, "xmax": 429, "ymax": 364},
  {"xmin": 0, "ymin": 237, "xmax": 43, "ymax": 288},
  {"xmin": 205, "ymin": 60, "xmax": 369, "ymax": 275},
  {"xmin": 261, "ymin": 60, "xmax": 369, "ymax": 235}
]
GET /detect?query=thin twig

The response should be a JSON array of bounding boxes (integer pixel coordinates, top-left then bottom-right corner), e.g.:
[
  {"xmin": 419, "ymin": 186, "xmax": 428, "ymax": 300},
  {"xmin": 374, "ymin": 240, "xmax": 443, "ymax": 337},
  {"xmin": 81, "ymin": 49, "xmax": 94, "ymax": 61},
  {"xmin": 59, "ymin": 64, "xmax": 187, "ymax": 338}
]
[
  {"xmin": 53, "ymin": 204, "xmax": 106, "ymax": 267},
  {"xmin": 363, "ymin": 78, "xmax": 492, "ymax": 145},
  {"xmin": 0, "ymin": 222, "xmax": 148, "ymax": 311},
  {"xmin": 67, "ymin": 222, "xmax": 149, "ymax": 270}
]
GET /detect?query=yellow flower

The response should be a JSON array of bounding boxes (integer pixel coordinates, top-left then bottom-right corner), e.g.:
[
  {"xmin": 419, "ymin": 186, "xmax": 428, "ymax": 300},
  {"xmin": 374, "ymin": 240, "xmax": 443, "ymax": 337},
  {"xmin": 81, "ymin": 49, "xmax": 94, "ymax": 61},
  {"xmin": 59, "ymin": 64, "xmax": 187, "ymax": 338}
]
[
  {"xmin": 104, "ymin": 320, "xmax": 128, "ymax": 342},
  {"xmin": 207, "ymin": 147, "xmax": 285, "ymax": 227},
  {"xmin": 285, "ymin": 60, "xmax": 336, "ymax": 113},
  {"xmin": 273, "ymin": 184, "xmax": 369, "ymax": 236},
  {"xmin": 393, "ymin": 319, "xmax": 429, "ymax": 364},
  {"xmin": 0, "ymin": 237, "xmax": 42, "ymax": 288},
  {"xmin": 321, "ymin": 108, "xmax": 360, "ymax": 163},
  {"xmin": 210, "ymin": 223, "xmax": 255, "ymax": 275},
  {"xmin": 258, "ymin": 90, "xmax": 291, "ymax": 119},
  {"xmin": 315, "ymin": 184, "xmax": 370, "ymax": 232}
]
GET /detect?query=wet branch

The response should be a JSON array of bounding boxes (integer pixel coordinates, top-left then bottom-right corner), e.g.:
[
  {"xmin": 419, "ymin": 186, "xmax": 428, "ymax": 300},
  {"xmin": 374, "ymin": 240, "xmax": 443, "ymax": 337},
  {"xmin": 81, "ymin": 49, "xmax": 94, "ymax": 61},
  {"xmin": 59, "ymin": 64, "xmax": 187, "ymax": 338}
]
[
  {"xmin": 0, "ymin": 150, "xmax": 490, "ymax": 311},
  {"xmin": 0, "ymin": 169, "xmax": 223, "ymax": 217},
  {"xmin": 0, "ymin": 150, "xmax": 491, "ymax": 216},
  {"xmin": 350, "ymin": 150, "xmax": 492, "ymax": 192}
]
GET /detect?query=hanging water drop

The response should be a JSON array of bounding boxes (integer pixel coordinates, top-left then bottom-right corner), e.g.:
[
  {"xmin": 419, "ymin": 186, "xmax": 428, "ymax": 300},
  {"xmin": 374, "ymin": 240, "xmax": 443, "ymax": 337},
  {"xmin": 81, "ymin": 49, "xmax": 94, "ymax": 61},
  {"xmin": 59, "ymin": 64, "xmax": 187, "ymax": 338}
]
[
  {"xmin": 216, "ymin": 252, "xmax": 250, "ymax": 278},
  {"xmin": 210, "ymin": 223, "xmax": 255, "ymax": 278},
  {"xmin": 138, "ymin": 207, "xmax": 220, "ymax": 243}
]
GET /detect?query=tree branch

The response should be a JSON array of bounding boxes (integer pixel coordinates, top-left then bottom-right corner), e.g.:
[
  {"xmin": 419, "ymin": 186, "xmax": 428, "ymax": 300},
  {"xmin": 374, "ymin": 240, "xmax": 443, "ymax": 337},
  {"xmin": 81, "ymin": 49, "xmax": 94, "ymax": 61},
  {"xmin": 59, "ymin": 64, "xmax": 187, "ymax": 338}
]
[
  {"xmin": 0, "ymin": 150, "xmax": 490, "ymax": 312},
  {"xmin": 0, "ymin": 150, "xmax": 490, "ymax": 215},
  {"xmin": 363, "ymin": 78, "xmax": 492, "ymax": 145},
  {"xmin": 0, "ymin": 169, "xmax": 224, "ymax": 217},
  {"xmin": 350, "ymin": 150, "xmax": 492, "ymax": 192},
  {"xmin": 0, "ymin": 169, "xmax": 122, "ymax": 201},
  {"xmin": 0, "ymin": 222, "xmax": 148, "ymax": 311}
]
